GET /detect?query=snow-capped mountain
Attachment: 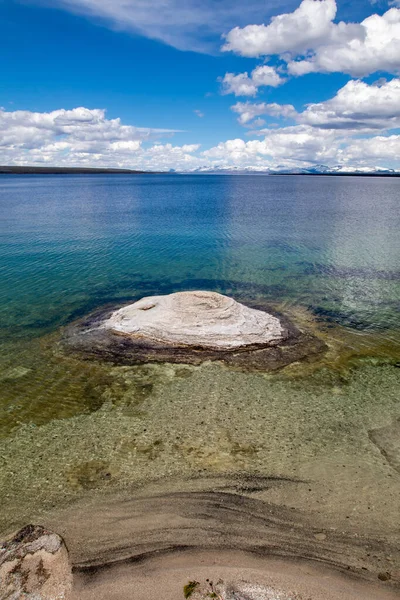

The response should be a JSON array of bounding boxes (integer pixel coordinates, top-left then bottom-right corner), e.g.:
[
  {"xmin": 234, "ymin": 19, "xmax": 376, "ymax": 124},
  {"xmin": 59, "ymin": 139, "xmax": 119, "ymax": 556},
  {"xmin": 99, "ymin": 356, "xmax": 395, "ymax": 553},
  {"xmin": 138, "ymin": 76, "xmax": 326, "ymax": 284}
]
[{"xmin": 185, "ymin": 164, "xmax": 399, "ymax": 175}]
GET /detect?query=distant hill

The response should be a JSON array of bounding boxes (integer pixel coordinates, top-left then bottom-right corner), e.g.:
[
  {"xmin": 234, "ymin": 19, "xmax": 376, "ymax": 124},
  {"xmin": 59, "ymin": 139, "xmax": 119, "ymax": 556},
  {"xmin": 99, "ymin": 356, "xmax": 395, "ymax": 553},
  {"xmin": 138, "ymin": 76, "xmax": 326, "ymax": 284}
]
[
  {"xmin": 0, "ymin": 166, "xmax": 149, "ymax": 175},
  {"xmin": 189, "ymin": 164, "xmax": 400, "ymax": 176}
]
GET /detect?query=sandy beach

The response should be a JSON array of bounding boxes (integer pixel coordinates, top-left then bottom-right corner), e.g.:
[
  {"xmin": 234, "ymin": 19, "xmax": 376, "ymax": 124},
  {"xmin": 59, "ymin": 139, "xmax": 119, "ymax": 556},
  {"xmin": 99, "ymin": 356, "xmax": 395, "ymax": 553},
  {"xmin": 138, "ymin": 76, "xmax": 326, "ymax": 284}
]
[
  {"xmin": 24, "ymin": 473, "xmax": 396, "ymax": 599},
  {"xmin": 71, "ymin": 549, "xmax": 400, "ymax": 600}
]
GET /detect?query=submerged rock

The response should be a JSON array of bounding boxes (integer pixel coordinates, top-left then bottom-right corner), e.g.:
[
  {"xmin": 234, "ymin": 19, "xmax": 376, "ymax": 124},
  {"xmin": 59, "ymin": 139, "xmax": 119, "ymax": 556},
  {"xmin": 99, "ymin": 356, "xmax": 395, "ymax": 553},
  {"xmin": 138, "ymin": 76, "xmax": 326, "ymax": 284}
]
[
  {"xmin": 369, "ymin": 419, "xmax": 400, "ymax": 474},
  {"xmin": 0, "ymin": 524, "xmax": 72, "ymax": 599},
  {"xmin": 0, "ymin": 366, "xmax": 31, "ymax": 382},
  {"xmin": 61, "ymin": 291, "xmax": 327, "ymax": 371}
]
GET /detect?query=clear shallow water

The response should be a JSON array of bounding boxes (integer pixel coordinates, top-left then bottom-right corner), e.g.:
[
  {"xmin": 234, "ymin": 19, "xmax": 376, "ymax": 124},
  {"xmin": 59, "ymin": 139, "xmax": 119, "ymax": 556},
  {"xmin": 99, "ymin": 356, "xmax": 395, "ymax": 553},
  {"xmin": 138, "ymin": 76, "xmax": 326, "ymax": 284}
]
[{"xmin": 0, "ymin": 174, "xmax": 399, "ymax": 541}]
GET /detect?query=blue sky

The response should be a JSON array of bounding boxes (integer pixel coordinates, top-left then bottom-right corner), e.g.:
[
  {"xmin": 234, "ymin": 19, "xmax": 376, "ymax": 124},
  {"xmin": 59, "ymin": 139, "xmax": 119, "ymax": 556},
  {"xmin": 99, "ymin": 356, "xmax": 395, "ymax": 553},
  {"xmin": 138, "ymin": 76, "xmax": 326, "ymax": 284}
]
[{"xmin": 1, "ymin": 0, "xmax": 400, "ymax": 171}]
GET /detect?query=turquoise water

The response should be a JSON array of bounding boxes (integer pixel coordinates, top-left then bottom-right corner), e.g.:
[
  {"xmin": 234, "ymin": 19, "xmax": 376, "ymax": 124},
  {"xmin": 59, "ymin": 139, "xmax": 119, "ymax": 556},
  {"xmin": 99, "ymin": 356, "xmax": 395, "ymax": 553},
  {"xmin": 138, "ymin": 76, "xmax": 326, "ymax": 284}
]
[
  {"xmin": 1, "ymin": 174, "xmax": 399, "ymax": 337},
  {"xmin": 0, "ymin": 174, "xmax": 400, "ymax": 538}
]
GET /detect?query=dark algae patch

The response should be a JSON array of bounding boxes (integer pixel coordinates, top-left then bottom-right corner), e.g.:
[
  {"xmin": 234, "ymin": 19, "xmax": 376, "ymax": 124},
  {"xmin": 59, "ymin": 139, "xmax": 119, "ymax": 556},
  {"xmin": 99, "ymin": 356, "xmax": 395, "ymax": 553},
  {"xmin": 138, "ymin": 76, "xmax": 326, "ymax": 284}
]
[
  {"xmin": 66, "ymin": 460, "xmax": 114, "ymax": 490},
  {"xmin": 184, "ymin": 581, "xmax": 200, "ymax": 598}
]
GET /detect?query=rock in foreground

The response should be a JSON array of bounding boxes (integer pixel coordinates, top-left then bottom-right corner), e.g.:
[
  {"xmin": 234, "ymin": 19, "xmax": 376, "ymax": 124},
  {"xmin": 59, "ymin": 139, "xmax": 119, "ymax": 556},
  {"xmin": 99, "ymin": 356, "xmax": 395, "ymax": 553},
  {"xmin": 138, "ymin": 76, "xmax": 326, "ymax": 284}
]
[
  {"xmin": 0, "ymin": 525, "xmax": 72, "ymax": 599},
  {"xmin": 61, "ymin": 291, "xmax": 327, "ymax": 371},
  {"xmin": 104, "ymin": 291, "xmax": 284, "ymax": 349}
]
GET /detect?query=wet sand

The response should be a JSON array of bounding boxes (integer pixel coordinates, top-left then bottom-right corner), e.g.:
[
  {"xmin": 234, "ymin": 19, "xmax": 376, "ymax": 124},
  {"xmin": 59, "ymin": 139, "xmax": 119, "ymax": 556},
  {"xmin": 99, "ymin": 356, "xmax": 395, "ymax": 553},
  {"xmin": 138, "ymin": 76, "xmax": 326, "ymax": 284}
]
[
  {"xmin": 33, "ymin": 474, "xmax": 399, "ymax": 599},
  {"xmin": 71, "ymin": 549, "xmax": 400, "ymax": 600}
]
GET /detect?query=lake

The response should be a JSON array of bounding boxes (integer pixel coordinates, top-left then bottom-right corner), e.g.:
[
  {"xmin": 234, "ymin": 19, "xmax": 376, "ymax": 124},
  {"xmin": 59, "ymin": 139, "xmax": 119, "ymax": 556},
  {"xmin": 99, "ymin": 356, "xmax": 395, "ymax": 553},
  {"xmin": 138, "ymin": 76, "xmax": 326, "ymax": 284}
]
[{"xmin": 0, "ymin": 174, "xmax": 399, "ymax": 578}]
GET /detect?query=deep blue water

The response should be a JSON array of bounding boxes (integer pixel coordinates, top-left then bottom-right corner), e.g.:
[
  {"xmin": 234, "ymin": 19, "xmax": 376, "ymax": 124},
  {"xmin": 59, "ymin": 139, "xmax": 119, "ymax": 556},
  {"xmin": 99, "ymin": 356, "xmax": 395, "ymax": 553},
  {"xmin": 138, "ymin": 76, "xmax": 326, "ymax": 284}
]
[{"xmin": 1, "ymin": 174, "xmax": 399, "ymax": 339}]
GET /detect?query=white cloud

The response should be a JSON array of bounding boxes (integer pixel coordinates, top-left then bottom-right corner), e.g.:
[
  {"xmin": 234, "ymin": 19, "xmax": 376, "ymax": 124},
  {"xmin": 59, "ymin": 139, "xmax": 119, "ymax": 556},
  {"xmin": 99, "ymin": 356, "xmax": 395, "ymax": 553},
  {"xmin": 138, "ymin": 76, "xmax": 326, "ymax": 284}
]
[
  {"xmin": 202, "ymin": 125, "xmax": 340, "ymax": 166},
  {"xmin": 234, "ymin": 78, "xmax": 400, "ymax": 132},
  {"xmin": 0, "ymin": 106, "xmax": 175, "ymax": 147},
  {"xmin": 202, "ymin": 127, "xmax": 400, "ymax": 170},
  {"xmin": 231, "ymin": 101, "xmax": 297, "ymax": 124},
  {"xmin": 223, "ymin": 0, "xmax": 400, "ymax": 78},
  {"xmin": 139, "ymin": 143, "xmax": 202, "ymax": 170},
  {"xmin": 36, "ymin": 0, "xmax": 293, "ymax": 53},
  {"xmin": 299, "ymin": 78, "xmax": 400, "ymax": 130},
  {"xmin": 221, "ymin": 65, "xmax": 283, "ymax": 96},
  {"xmin": 252, "ymin": 65, "xmax": 284, "ymax": 87},
  {"xmin": 288, "ymin": 8, "xmax": 400, "ymax": 77},
  {"xmin": 341, "ymin": 134, "xmax": 400, "ymax": 163},
  {"xmin": 194, "ymin": 110, "xmax": 204, "ymax": 118},
  {"xmin": 223, "ymin": 0, "xmax": 338, "ymax": 57},
  {"xmin": 221, "ymin": 73, "xmax": 258, "ymax": 97},
  {"xmin": 1, "ymin": 104, "xmax": 400, "ymax": 171},
  {"xmin": 109, "ymin": 140, "xmax": 142, "ymax": 151},
  {"xmin": 0, "ymin": 106, "xmax": 191, "ymax": 170},
  {"xmin": 254, "ymin": 125, "xmax": 340, "ymax": 162}
]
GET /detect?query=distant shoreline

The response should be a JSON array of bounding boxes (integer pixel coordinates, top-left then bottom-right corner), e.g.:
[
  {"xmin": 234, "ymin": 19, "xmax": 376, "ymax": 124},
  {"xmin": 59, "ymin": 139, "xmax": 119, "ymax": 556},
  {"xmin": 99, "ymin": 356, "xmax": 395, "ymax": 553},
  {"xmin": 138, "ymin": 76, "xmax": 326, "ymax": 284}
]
[
  {"xmin": 276, "ymin": 172, "xmax": 400, "ymax": 177},
  {"xmin": 1, "ymin": 165, "xmax": 399, "ymax": 177},
  {"xmin": 0, "ymin": 166, "xmax": 149, "ymax": 175}
]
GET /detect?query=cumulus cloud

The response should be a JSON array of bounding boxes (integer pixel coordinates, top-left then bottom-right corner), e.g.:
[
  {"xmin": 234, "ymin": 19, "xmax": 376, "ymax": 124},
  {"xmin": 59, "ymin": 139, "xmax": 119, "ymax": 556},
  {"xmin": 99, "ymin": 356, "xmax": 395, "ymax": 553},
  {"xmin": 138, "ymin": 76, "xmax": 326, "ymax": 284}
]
[
  {"xmin": 0, "ymin": 106, "xmax": 195, "ymax": 170},
  {"xmin": 221, "ymin": 73, "xmax": 259, "ymax": 97},
  {"xmin": 341, "ymin": 135, "xmax": 400, "ymax": 163},
  {"xmin": 223, "ymin": 0, "xmax": 400, "ymax": 78},
  {"xmin": 223, "ymin": 0, "xmax": 338, "ymax": 57},
  {"xmin": 215, "ymin": 78, "xmax": 400, "ymax": 168},
  {"xmin": 234, "ymin": 79, "xmax": 400, "ymax": 132},
  {"xmin": 203, "ymin": 125, "xmax": 340, "ymax": 164},
  {"xmin": 231, "ymin": 101, "xmax": 297, "ymax": 124},
  {"xmin": 252, "ymin": 65, "xmax": 284, "ymax": 87},
  {"xmin": 298, "ymin": 78, "xmax": 400, "ymax": 130},
  {"xmin": 221, "ymin": 65, "xmax": 283, "ymax": 96},
  {"xmin": 289, "ymin": 8, "xmax": 400, "ymax": 77},
  {"xmin": 202, "ymin": 127, "xmax": 400, "ymax": 170},
  {"xmin": 1, "ymin": 104, "xmax": 400, "ymax": 171},
  {"xmin": 0, "ymin": 106, "xmax": 174, "ymax": 147}
]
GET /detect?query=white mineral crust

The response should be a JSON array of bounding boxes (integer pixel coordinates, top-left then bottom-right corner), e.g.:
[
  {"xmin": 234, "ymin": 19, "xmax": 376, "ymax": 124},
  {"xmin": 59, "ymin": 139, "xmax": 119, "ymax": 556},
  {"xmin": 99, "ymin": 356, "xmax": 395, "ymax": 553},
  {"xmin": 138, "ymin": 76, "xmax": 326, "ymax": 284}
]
[{"xmin": 103, "ymin": 291, "xmax": 283, "ymax": 349}]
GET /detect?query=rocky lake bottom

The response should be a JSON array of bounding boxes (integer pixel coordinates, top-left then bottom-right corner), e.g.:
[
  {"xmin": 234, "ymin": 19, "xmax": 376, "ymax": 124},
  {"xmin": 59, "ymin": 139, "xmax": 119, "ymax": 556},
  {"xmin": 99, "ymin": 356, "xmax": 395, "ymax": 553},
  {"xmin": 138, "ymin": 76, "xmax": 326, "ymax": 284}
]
[{"xmin": 1, "ymin": 306, "xmax": 399, "ymax": 557}]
